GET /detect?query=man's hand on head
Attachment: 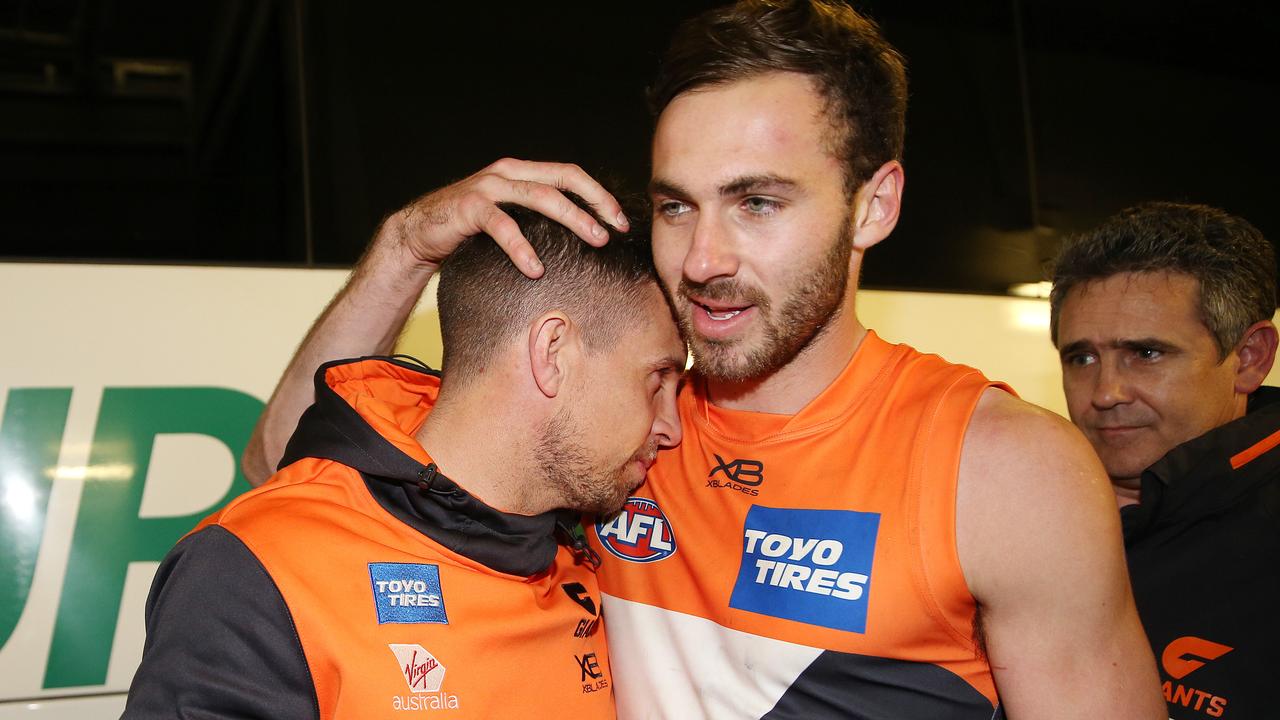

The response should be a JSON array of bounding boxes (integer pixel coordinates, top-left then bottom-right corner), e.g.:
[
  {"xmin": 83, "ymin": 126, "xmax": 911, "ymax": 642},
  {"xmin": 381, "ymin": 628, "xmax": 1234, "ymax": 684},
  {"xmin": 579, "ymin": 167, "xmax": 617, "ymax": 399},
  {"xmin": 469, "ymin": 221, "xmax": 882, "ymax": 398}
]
[{"xmin": 375, "ymin": 158, "xmax": 630, "ymax": 279}]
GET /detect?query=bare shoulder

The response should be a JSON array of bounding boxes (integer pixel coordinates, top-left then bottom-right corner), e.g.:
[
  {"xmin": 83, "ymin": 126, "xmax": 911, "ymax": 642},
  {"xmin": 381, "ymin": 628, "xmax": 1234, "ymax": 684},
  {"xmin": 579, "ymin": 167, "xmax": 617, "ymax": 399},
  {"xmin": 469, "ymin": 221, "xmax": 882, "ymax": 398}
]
[
  {"xmin": 956, "ymin": 388, "xmax": 1121, "ymax": 601},
  {"xmin": 964, "ymin": 388, "xmax": 1099, "ymax": 472},
  {"xmin": 953, "ymin": 389, "xmax": 1164, "ymax": 715},
  {"xmin": 961, "ymin": 388, "xmax": 1112, "ymax": 510}
]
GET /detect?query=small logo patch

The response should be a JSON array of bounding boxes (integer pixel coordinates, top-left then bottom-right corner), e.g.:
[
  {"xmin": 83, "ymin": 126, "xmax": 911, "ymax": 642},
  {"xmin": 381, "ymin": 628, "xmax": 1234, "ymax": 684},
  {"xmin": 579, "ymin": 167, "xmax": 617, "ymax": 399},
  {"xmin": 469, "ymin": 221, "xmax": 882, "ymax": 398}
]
[
  {"xmin": 389, "ymin": 643, "xmax": 447, "ymax": 692},
  {"xmin": 595, "ymin": 497, "xmax": 677, "ymax": 563},
  {"xmin": 1162, "ymin": 636, "xmax": 1233, "ymax": 680},
  {"xmin": 729, "ymin": 505, "xmax": 880, "ymax": 633},
  {"xmin": 369, "ymin": 562, "xmax": 448, "ymax": 624}
]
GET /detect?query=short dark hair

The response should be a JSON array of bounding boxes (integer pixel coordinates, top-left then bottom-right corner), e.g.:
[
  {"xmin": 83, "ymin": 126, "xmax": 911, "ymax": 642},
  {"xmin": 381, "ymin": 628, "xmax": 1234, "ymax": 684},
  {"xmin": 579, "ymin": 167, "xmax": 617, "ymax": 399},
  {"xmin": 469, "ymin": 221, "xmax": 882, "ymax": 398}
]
[
  {"xmin": 1050, "ymin": 202, "xmax": 1277, "ymax": 358},
  {"xmin": 436, "ymin": 194, "xmax": 660, "ymax": 384},
  {"xmin": 649, "ymin": 0, "xmax": 907, "ymax": 195}
]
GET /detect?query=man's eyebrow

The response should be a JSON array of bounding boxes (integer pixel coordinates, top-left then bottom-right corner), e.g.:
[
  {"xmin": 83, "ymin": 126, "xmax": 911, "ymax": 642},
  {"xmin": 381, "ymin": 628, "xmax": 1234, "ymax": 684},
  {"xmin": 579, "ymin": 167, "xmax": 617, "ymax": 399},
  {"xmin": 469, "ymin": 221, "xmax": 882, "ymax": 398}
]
[
  {"xmin": 1115, "ymin": 338, "xmax": 1179, "ymax": 353},
  {"xmin": 649, "ymin": 177, "xmax": 690, "ymax": 199},
  {"xmin": 1057, "ymin": 339, "xmax": 1093, "ymax": 358},
  {"xmin": 1058, "ymin": 337, "xmax": 1179, "ymax": 358},
  {"xmin": 648, "ymin": 174, "xmax": 799, "ymax": 200},
  {"xmin": 719, "ymin": 174, "xmax": 797, "ymax": 197}
]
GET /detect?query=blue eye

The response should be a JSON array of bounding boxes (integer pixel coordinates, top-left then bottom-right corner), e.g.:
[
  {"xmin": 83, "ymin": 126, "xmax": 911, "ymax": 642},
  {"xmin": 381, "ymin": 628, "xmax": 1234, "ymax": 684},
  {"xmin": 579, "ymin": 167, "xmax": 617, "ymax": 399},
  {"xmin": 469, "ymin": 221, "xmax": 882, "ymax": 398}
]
[
  {"xmin": 658, "ymin": 201, "xmax": 689, "ymax": 217},
  {"xmin": 1065, "ymin": 353, "xmax": 1096, "ymax": 368},
  {"xmin": 743, "ymin": 197, "xmax": 779, "ymax": 214}
]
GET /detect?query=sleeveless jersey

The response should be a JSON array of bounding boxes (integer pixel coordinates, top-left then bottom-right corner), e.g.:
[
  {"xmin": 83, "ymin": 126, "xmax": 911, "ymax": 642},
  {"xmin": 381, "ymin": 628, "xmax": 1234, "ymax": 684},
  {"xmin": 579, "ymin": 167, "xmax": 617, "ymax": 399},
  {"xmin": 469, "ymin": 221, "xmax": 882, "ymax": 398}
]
[{"xmin": 588, "ymin": 331, "xmax": 1009, "ymax": 719}]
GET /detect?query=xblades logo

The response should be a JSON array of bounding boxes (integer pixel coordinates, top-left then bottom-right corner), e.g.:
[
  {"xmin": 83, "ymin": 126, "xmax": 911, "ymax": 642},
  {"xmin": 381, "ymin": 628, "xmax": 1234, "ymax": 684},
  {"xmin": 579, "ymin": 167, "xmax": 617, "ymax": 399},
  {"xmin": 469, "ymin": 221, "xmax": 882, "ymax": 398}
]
[
  {"xmin": 707, "ymin": 454, "xmax": 764, "ymax": 496},
  {"xmin": 576, "ymin": 652, "xmax": 609, "ymax": 694}
]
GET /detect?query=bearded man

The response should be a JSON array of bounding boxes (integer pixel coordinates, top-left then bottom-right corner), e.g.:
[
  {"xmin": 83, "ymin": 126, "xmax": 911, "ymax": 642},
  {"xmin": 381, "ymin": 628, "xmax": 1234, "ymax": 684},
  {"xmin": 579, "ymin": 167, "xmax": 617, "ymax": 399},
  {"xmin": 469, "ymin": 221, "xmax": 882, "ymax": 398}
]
[
  {"xmin": 242, "ymin": 2, "xmax": 1164, "ymax": 717},
  {"xmin": 125, "ymin": 198, "xmax": 685, "ymax": 718}
]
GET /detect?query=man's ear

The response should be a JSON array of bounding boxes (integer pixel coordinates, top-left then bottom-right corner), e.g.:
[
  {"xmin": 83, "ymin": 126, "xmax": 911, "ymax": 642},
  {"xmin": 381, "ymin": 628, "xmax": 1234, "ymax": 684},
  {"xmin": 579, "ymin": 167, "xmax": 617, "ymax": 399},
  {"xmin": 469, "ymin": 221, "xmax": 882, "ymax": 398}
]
[
  {"xmin": 850, "ymin": 159, "xmax": 904, "ymax": 252},
  {"xmin": 529, "ymin": 312, "xmax": 575, "ymax": 398},
  {"xmin": 1234, "ymin": 320, "xmax": 1278, "ymax": 394}
]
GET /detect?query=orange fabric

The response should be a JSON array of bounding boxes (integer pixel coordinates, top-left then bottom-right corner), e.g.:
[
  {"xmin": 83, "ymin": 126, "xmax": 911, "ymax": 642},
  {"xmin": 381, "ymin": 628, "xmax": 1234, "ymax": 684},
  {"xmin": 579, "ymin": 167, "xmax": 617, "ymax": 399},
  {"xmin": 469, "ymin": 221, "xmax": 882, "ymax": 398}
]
[
  {"xmin": 592, "ymin": 331, "xmax": 1009, "ymax": 707},
  {"xmin": 1229, "ymin": 427, "xmax": 1280, "ymax": 469},
  {"xmin": 196, "ymin": 363, "xmax": 613, "ymax": 719}
]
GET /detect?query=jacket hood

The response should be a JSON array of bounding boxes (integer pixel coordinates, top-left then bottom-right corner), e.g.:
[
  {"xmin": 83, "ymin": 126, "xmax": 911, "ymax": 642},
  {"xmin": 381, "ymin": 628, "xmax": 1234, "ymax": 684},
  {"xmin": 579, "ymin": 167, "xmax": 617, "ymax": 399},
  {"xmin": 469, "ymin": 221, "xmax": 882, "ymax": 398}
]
[
  {"xmin": 1124, "ymin": 386, "xmax": 1280, "ymax": 539},
  {"xmin": 278, "ymin": 355, "xmax": 580, "ymax": 577}
]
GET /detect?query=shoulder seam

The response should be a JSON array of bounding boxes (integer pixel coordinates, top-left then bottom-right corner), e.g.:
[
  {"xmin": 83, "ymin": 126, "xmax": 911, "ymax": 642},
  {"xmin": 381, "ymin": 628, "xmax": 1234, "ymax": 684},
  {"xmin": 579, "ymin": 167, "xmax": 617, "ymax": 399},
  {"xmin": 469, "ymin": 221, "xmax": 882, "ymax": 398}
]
[{"xmin": 204, "ymin": 525, "xmax": 322, "ymax": 720}]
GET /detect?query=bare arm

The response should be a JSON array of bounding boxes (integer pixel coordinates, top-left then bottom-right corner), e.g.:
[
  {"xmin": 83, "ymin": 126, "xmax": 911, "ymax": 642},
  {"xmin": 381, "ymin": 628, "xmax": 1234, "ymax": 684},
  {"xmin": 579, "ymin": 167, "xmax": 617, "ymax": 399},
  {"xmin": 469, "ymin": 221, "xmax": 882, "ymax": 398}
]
[
  {"xmin": 957, "ymin": 389, "xmax": 1164, "ymax": 718},
  {"xmin": 241, "ymin": 159, "xmax": 629, "ymax": 486}
]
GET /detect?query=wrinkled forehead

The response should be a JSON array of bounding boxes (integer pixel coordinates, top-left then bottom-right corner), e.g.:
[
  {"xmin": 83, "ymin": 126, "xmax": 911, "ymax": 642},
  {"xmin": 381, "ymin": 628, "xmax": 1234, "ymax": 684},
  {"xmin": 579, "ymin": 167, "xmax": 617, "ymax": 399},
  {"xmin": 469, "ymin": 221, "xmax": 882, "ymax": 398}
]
[{"xmin": 1057, "ymin": 271, "xmax": 1209, "ymax": 343}]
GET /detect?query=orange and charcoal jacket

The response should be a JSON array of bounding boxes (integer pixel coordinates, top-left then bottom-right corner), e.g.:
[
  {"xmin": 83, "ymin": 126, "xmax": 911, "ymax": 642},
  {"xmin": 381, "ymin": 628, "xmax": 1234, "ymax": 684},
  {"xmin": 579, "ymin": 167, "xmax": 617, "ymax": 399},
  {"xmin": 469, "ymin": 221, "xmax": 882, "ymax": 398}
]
[{"xmin": 124, "ymin": 357, "xmax": 613, "ymax": 719}]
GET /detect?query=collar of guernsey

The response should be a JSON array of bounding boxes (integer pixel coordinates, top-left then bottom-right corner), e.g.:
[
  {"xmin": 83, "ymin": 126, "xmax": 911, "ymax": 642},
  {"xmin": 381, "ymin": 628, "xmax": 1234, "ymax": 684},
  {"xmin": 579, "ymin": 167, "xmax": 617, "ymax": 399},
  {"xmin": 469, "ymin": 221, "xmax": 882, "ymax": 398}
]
[
  {"xmin": 691, "ymin": 329, "xmax": 904, "ymax": 442},
  {"xmin": 278, "ymin": 355, "xmax": 575, "ymax": 577}
]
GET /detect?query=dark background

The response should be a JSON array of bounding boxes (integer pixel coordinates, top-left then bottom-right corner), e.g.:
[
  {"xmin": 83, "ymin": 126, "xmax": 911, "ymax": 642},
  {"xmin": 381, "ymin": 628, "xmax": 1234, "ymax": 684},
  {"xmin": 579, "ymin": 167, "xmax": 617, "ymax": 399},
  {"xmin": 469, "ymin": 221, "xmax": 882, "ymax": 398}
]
[{"xmin": 0, "ymin": 0, "xmax": 1274, "ymax": 294}]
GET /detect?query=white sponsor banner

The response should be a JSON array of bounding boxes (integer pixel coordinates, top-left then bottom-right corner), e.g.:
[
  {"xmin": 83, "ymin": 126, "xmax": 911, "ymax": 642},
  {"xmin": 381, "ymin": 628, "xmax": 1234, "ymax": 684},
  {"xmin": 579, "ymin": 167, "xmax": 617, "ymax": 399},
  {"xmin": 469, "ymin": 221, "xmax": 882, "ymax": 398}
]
[{"xmin": 0, "ymin": 263, "xmax": 437, "ymax": 718}]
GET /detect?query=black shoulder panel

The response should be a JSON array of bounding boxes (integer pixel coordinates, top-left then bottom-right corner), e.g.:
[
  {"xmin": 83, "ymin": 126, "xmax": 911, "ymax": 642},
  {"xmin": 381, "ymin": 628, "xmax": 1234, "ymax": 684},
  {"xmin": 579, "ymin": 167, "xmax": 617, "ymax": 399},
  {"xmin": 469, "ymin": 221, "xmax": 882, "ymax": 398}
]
[
  {"xmin": 121, "ymin": 525, "xmax": 319, "ymax": 720},
  {"xmin": 762, "ymin": 649, "xmax": 1002, "ymax": 720}
]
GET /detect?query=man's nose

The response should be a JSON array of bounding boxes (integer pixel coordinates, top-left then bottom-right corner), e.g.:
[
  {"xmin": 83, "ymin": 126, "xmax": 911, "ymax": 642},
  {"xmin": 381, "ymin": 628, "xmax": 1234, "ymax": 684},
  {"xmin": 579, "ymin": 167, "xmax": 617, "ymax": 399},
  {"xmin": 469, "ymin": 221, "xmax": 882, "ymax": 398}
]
[
  {"xmin": 682, "ymin": 213, "xmax": 739, "ymax": 284},
  {"xmin": 1091, "ymin": 360, "xmax": 1133, "ymax": 410},
  {"xmin": 652, "ymin": 393, "xmax": 683, "ymax": 449}
]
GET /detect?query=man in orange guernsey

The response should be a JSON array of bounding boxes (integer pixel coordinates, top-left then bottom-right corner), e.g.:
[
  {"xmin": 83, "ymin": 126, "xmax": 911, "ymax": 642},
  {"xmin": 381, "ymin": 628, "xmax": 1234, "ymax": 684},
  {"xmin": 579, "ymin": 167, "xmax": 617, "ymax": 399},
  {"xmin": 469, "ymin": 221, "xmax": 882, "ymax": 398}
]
[
  {"xmin": 123, "ymin": 198, "xmax": 686, "ymax": 719},
  {"xmin": 242, "ymin": 1, "xmax": 1165, "ymax": 717}
]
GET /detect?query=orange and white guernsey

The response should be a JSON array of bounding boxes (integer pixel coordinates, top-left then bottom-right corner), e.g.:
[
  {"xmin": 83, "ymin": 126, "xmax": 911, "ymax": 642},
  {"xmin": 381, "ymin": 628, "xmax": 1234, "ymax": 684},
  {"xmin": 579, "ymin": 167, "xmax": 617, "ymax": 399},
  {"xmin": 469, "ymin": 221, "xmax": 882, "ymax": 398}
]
[{"xmin": 589, "ymin": 331, "xmax": 1011, "ymax": 719}]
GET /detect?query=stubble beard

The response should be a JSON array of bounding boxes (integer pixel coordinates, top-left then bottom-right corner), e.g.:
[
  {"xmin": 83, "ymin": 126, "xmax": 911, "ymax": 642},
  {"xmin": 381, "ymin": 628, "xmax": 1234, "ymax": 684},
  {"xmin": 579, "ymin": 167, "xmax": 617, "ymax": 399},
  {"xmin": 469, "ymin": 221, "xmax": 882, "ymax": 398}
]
[
  {"xmin": 535, "ymin": 408, "xmax": 649, "ymax": 516},
  {"xmin": 678, "ymin": 221, "xmax": 854, "ymax": 383}
]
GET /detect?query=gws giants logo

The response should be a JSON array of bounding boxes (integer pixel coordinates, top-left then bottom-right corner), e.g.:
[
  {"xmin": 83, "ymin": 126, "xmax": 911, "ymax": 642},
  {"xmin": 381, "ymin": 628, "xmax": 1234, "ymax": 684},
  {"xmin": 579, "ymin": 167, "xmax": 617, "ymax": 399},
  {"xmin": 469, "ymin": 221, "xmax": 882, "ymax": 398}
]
[
  {"xmin": 388, "ymin": 644, "xmax": 459, "ymax": 711},
  {"xmin": 1160, "ymin": 636, "xmax": 1233, "ymax": 717},
  {"xmin": 730, "ymin": 505, "xmax": 880, "ymax": 633},
  {"xmin": 595, "ymin": 497, "xmax": 677, "ymax": 562},
  {"xmin": 562, "ymin": 581, "xmax": 601, "ymax": 638}
]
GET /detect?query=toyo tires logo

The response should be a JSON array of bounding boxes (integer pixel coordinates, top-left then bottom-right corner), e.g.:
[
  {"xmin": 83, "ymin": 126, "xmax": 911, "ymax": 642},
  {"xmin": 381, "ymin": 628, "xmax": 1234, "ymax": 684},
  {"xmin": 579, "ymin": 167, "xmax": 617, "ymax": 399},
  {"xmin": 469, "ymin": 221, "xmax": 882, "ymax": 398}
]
[{"xmin": 0, "ymin": 385, "xmax": 260, "ymax": 695}]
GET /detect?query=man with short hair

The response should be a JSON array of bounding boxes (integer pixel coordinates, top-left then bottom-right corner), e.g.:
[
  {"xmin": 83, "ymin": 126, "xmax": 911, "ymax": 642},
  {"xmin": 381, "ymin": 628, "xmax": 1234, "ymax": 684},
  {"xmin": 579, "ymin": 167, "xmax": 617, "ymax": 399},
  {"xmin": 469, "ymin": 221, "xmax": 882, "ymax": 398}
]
[
  {"xmin": 1051, "ymin": 202, "xmax": 1280, "ymax": 719},
  {"xmin": 244, "ymin": 1, "xmax": 1164, "ymax": 717},
  {"xmin": 123, "ymin": 198, "xmax": 686, "ymax": 718}
]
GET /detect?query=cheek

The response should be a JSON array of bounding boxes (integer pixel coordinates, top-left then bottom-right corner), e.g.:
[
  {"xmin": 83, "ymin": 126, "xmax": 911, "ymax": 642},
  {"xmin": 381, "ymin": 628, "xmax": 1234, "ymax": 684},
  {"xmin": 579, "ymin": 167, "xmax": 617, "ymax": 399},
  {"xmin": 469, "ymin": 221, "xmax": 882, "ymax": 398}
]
[{"xmin": 652, "ymin": 226, "xmax": 688, "ymax": 284}]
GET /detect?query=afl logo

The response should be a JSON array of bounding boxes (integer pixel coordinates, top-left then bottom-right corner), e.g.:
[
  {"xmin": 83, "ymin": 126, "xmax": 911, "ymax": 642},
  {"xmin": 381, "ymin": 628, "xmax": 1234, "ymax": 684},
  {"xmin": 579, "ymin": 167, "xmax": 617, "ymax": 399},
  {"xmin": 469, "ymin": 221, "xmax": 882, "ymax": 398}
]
[{"xmin": 595, "ymin": 497, "xmax": 677, "ymax": 563}]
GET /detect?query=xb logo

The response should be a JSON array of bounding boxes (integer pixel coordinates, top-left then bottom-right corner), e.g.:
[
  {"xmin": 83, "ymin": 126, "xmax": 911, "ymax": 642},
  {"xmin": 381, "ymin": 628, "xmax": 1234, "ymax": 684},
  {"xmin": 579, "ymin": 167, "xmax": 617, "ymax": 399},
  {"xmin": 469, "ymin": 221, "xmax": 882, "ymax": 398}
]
[
  {"xmin": 708, "ymin": 454, "xmax": 764, "ymax": 487},
  {"xmin": 1161, "ymin": 636, "xmax": 1233, "ymax": 680}
]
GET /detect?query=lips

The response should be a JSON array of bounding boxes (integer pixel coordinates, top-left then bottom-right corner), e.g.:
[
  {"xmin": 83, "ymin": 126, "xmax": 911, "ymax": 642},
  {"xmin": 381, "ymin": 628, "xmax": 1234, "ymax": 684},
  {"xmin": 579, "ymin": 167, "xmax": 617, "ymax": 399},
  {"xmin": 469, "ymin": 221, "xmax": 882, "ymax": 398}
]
[
  {"xmin": 690, "ymin": 295, "xmax": 745, "ymax": 317},
  {"xmin": 1094, "ymin": 425, "xmax": 1148, "ymax": 441},
  {"xmin": 685, "ymin": 294, "xmax": 757, "ymax": 339}
]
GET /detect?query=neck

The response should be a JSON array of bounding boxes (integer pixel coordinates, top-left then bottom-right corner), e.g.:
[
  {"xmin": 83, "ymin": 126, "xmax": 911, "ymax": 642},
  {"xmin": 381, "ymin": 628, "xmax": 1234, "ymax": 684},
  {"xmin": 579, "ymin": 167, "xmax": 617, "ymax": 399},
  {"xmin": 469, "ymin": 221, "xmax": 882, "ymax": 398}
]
[
  {"xmin": 705, "ymin": 290, "xmax": 865, "ymax": 415},
  {"xmin": 1111, "ymin": 478, "xmax": 1141, "ymax": 508},
  {"xmin": 415, "ymin": 379, "xmax": 551, "ymax": 516}
]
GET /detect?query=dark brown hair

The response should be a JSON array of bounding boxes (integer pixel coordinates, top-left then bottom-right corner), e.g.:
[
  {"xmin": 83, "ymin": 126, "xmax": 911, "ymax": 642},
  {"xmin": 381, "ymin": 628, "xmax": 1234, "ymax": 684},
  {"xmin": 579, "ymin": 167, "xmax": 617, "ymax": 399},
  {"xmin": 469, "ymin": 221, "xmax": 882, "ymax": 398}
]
[
  {"xmin": 1050, "ymin": 202, "xmax": 1276, "ymax": 358},
  {"xmin": 649, "ymin": 0, "xmax": 907, "ymax": 194},
  {"xmin": 436, "ymin": 194, "xmax": 659, "ymax": 383}
]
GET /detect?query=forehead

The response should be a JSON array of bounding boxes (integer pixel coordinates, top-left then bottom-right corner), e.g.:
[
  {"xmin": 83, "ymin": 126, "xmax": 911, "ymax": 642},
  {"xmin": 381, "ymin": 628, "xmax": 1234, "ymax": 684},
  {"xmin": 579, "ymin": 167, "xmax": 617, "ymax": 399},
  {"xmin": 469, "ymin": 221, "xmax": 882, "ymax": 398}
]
[
  {"xmin": 1057, "ymin": 271, "xmax": 1209, "ymax": 345},
  {"xmin": 618, "ymin": 283, "xmax": 685, "ymax": 352},
  {"xmin": 651, "ymin": 72, "xmax": 841, "ymax": 190}
]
